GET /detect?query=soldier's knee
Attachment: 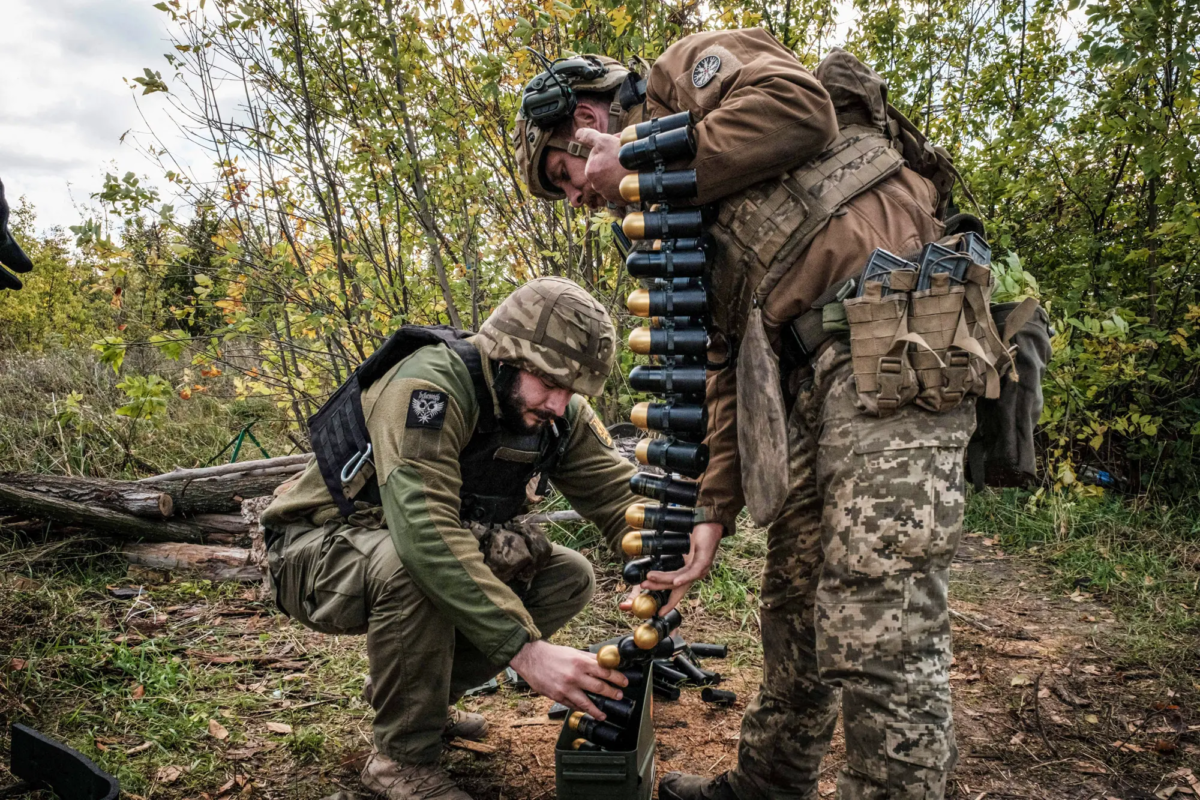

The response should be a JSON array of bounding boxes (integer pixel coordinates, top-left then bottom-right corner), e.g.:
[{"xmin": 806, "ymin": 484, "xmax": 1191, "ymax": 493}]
[{"xmin": 557, "ymin": 547, "xmax": 596, "ymax": 610}]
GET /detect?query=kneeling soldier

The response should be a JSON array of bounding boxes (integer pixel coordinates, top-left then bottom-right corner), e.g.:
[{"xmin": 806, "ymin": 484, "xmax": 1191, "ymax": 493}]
[{"xmin": 262, "ymin": 278, "xmax": 639, "ymax": 800}]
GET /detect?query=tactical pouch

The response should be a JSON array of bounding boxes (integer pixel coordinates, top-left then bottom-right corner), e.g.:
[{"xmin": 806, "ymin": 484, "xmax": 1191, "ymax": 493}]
[
  {"xmin": 469, "ymin": 519, "xmax": 553, "ymax": 590},
  {"xmin": 908, "ymin": 273, "xmax": 970, "ymax": 412},
  {"xmin": 843, "ymin": 269, "xmax": 919, "ymax": 416}
]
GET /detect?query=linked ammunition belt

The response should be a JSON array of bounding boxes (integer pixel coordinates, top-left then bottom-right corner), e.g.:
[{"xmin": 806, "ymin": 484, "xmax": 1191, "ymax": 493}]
[{"xmin": 573, "ymin": 111, "xmax": 722, "ymax": 751}]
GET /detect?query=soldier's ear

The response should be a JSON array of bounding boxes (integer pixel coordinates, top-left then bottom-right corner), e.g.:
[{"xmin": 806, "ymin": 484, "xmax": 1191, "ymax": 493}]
[{"xmin": 571, "ymin": 101, "xmax": 607, "ymax": 136}]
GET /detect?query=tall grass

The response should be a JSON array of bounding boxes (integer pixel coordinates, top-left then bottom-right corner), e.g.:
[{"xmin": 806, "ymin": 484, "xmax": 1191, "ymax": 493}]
[
  {"xmin": 0, "ymin": 346, "xmax": 294, "ymax": 478},
  {"xmin": 967, "ymin": 488, "xmax": 1200, "ymax": 669}
]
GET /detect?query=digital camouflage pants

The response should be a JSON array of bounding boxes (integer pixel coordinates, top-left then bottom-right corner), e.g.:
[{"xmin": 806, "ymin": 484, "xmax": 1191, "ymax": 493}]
[
  {"xmin": 728, "ymin": 342, "xmax": 975, "ymax": 800},
  {"xmin": 268, "ymin": 520, "xmax": 594, "ymax": 764}
]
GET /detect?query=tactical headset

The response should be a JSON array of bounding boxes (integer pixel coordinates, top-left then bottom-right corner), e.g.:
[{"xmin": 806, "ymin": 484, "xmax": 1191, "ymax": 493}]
[{"xmin": 520, "ymin": 50, "xmax": 609, "ymax": 129}]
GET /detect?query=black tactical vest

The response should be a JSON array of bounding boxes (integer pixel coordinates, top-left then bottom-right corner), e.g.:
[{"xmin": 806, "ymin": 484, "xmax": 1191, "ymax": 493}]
[{"xmin": 308, "ymin": 325, "xmax": 568, "ymax": 523}]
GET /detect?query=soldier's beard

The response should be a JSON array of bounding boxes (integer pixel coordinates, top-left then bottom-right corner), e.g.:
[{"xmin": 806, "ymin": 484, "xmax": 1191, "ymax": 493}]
[{"xmin": 494, "ymin": 365, "xmax": 555, "ymax": 435}]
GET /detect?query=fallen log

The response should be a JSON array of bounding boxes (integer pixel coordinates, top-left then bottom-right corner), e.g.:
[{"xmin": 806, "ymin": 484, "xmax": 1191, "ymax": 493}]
[
  {"xmin": 139, "ymin": 455, "xmax": 312, "ymax": 515},
  {"xmin": 0, "ymin": 473, "xmax": 173, "ymax": 519},
  {"xmin": 0, "ymin": 483, "xmax": 238, "ymax": 544},
  {"xmin": 140, "ymin": 455, "xmax": 312, "ymax": 483},
  {"xmin": 122, "ymin": 543, "xmax": 263, "ymax": 582}
]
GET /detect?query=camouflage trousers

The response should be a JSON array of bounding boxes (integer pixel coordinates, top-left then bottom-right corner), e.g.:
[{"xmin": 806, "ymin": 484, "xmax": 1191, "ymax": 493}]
[
  {"xmin": 728, "ymin": 341, "xmax": 975, "ymax": 800},
  {"xmin": 267, "ymin": 520, "xmax": 594, "ymax": 764}
]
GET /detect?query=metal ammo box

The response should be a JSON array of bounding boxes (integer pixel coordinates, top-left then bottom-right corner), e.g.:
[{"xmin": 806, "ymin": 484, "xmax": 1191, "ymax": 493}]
[{"xmin": 554, "ymin": 666, "xmax": 655, "ymax": 800}]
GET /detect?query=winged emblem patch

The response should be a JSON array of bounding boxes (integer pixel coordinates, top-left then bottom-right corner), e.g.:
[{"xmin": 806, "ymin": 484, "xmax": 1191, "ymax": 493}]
[{"xmin": 407, "ymin": 390, "xmax": 448, "ymax": 429}]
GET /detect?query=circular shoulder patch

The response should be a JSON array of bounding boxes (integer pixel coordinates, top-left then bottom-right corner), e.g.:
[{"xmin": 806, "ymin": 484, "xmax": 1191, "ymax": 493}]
[{"xmin": 692, "ymin": 54, "xmax": 721, "ymax": 88}]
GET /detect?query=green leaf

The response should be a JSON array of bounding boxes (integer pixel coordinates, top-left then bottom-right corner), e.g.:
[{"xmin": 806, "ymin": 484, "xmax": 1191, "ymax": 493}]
[{"xmin": 91, "ymin": 336, "xmax": 127, "ymax": 375}]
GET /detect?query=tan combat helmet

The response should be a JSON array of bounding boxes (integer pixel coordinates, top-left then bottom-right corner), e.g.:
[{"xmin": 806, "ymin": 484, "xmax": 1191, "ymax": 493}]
[
  {"xmin": 513, "ymin": 55, "xmax": 629, "ymax": 201},
  {"xmin": 476, "ymin": 277, "xmax": 616, "ymax": 397}
]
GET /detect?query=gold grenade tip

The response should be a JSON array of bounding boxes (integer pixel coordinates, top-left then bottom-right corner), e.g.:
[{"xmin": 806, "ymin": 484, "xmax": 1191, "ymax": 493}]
[
  {"xmin": 629, "ymin": 402, "xmax": 649, "ymax": 430},
  {"xmin": 597, "ymin": 644, "xmax": 621, "ymax": 669},
  {"xmin": 567, "ymin": 711, "xmax": 585, "ymax": 730},
  {"xmin": 631, "ymin": 592, "xmax": 660, "ymax": 620},
  {"xmin": 626, "ymin": 289, "xmax": 650, "ymax": 317},
  {"xmin": 624, "ymin": 504, "xmax": 646, "ymax": 529},
  {"xmin": 627, "ymin": 327, "xmax": 651, "ymax": 354},
  {"xmin": 634, "ymin": 439, "xmax": 651, "ymax": 465},
  {"xmin": 651, "ymin": 239, "xmax": 664, "ymax": 251},
  {"xmin": 619, "ymin": 125, "xmax": 639, "ymax": 146},
  {"xmin": 571, "ymin": 738, "xmax": 590, "ymax": 750},
  {"xmin": 621, "ymin": 532, "xmax": 644, "ymax": 557},
  {"xmin": 622, "ymin": 213, "xmax": 646, "ymax": 240},
  {"xmin": 619, "ymin": 174, "xmax": 641, "ymax": 204},
  {"xmin": 633, "ymin": 622, "xmax": 661, "ymax": 650}
]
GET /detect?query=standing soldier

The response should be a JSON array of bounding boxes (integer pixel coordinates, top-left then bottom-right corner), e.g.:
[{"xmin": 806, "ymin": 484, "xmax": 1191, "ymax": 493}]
[
  {"xmin": 515, "ymin": 30, "xmax": 975, "ymax": 800},
  {"xmin": 262, "ymin": 278, "xmax": 640, "ymax": 800}
]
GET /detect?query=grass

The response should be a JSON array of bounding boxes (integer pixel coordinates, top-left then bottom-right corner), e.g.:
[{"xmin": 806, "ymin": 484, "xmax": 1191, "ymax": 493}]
[
  {"xmin": 966, "ymin": 487, "xmax": 1200, "ymax": 670},
  {"xmin": 0, "ymin": 530, "xmax": 374, "ymax": 798},
  {"xmin": 0, "ymin": 346, "xmax": 296, "ymax": 478}
]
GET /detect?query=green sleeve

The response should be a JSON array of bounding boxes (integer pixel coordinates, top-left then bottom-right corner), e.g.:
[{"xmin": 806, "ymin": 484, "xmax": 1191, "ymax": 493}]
[
  {"xmin": 549, "ymin": 396, "xmax": 641, "ymax": 557},
  {"xmin": 369, "ymin": 347, "xmax": 539, "ymax": 666}
]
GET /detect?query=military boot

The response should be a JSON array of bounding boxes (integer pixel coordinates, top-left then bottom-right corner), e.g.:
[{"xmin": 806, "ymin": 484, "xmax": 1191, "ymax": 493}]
[
  {"xmin": 443, "ymin": 707, "xmax": 488, "ymax": 741},
  {"xmin": 659, "ymin": 771, "xmax": 741, "ymax": 800},
  {"xmin": 361, "ymin": 753, "xmax": 472, "ymax": 800}
]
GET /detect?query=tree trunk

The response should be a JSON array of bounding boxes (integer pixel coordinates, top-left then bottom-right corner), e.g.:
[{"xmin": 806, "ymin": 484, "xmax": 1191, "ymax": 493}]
[
  {"xmin": 0, "ymin": 473, "xmax": 172, "ymax": 518},
  {"xmin": 0, "ymin": 483, "xmax": 238, "ymax": 544},
  {"xmin": 139, "ymin": 455, "xmax": 310, "ymax": 514},
  {"xmin": 122, "ymin": 543, "xmax": 264, "ymax": 582}
]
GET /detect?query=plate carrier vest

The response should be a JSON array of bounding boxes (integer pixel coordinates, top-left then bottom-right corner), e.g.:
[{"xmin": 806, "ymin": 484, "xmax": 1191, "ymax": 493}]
[{"xmin": 308, "ymin": 326, "xmax": 569, "ymax": 523}]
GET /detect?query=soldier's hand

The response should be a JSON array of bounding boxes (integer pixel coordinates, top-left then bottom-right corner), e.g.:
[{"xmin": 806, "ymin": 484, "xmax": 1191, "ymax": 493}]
[
  {"xmin": 573, "ymin": 127, "xmax": 631, "ymax": 204},
  {"xmin": 640, "ymin": 522, "xmax": 723, "ymax": 614},
  {"xmin": 509, "ymin": 640, "xmax": 629, "ymax": 723},
  {"xmin": 0, "ymin": 178, "xmax": 34, "ymax": 291}
]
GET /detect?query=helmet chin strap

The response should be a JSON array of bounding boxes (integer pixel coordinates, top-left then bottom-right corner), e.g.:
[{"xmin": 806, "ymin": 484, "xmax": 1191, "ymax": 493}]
[{"xmin": 547, "ymin": 98, "xmax": 623, "ymax": 160}]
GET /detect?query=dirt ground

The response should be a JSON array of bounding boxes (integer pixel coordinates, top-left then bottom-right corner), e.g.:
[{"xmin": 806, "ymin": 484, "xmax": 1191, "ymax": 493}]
[{"xmin": 1, "ymin": 531, "xmax": 1197, "ymax": 800}]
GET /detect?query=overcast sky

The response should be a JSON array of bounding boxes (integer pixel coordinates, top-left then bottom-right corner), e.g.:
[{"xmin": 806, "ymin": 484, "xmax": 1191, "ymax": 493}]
[{"xmin": 0, "ymin": 0, "xmax": 193, "ymax": 233}]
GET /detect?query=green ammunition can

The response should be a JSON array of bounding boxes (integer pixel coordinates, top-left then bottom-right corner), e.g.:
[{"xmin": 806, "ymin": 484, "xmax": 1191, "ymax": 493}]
[{"xmin": 555, "ymin": 664, "xmax": 656, "ymax": 800}]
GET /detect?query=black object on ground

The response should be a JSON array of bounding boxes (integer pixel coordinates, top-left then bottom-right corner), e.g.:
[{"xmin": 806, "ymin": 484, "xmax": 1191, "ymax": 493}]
[
  {"xmin": 701, "ymin": 687, "xmax": 737, "ymax": 706},
  {"xmin": 7, "ymin": 724, "xmax": 120, "ymax": 800},
  {"xmin": 549, "ymin": 702, "xmax": 571, "ymax": 719},
  {"xmin": 688, "ymin": 642, "xmax": 727, "ymax": 659}
]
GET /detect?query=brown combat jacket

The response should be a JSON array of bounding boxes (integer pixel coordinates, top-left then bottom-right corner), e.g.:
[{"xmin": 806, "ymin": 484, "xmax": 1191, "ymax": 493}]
[
  {"xmin": 642, "ymin": 29, "xmax": 945, "ymax": 532},
  {"xmin": 262, "ymin": 338, "xmax": 640, "ymax": 665}
]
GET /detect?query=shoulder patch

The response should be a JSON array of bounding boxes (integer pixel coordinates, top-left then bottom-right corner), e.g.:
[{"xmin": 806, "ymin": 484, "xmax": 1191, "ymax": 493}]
[
  {"xmin": 692, "ymin": 54, "xmax": 721, "ymax": 88},
  {"xmin": 407, "ymin": 389, "xmax": 448, "ymax": 430},
  {"xmin": 588, "ymin": 415, "xmax": 615, "ymax": 449}
]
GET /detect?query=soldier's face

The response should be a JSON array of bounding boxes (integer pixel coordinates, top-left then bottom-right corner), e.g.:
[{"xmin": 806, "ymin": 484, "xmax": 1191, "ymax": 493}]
[
  {"xmin": 545, "ymin": 148, "xmax": 604, "ymax": 210},
  {"xmin": 501, "ymin": 368, "xmax": 572, "ymax": 433},
  {"xmin": 517, "ymin": 369, "xmax": 572, "ymax": 425}
]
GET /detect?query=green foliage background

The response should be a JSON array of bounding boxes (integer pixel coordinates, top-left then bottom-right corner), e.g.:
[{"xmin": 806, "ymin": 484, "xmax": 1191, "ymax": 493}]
[{"xmin": 2, "ymin": 0, "xmax": 1197, "ymax": 499}]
